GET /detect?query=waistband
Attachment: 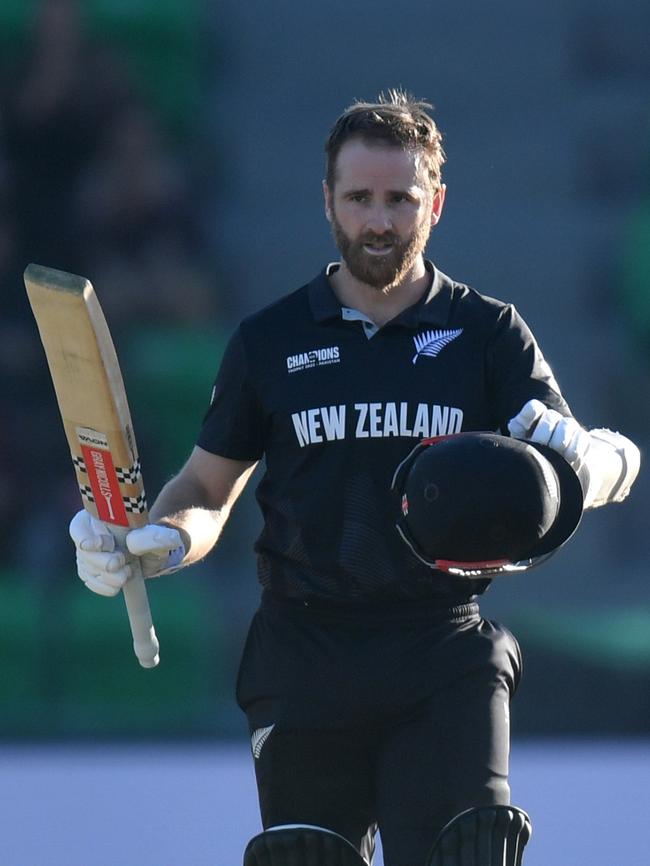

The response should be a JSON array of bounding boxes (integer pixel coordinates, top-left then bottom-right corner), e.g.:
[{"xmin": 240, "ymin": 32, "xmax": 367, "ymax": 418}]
[{"xmin": 260, "ymin": 590, "xmax": 480, "ymax": 626}]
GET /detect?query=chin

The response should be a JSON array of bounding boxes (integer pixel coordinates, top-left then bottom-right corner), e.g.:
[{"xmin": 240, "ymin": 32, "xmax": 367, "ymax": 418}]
[{"xmin": 346, "ymin": 258, "xmax": 401, "ymax": 290}]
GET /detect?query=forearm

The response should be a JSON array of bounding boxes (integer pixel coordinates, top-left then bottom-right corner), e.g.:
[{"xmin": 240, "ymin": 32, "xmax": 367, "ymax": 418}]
[
  {"xmin": 149, "ymin": 477, "xmax": 229, "ymax": 565},
  {"xmin": 148, "ymin": 450, "xmax": 257, "ymax": 566}
]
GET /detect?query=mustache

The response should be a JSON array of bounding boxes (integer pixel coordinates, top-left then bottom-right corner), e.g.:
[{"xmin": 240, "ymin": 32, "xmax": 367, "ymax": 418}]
[{"xmin": 357, "ymin": 232, "xmax": 401, "ymax": 246}]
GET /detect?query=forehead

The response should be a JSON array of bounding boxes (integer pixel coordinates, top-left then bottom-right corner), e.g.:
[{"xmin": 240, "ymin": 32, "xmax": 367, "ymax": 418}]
[{"xmin": 332, "ymin": 138, "xmax": 429, "ymax": 192}]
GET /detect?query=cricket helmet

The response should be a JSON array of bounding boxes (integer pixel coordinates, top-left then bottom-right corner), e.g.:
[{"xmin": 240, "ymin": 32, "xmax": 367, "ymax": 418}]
[{"xmin": 391, "ymin": 432, "xmax": 585, "ymax": 576}]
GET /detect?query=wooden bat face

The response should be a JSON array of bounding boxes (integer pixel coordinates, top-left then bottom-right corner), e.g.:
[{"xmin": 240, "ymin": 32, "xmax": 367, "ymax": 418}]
[{"xmin": 24, "ymin": 264, "xmax": 148, "ymax": 530}]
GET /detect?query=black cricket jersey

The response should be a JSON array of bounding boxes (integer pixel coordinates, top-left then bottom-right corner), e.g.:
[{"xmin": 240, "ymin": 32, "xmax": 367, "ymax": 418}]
[{"xmin": 197, "ymin": 261, "xmax": 570, "ymax": 605}]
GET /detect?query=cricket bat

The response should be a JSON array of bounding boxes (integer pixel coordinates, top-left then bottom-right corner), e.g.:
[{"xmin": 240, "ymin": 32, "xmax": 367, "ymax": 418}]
[{"xmin": 24, "ymin": 263, "xmax": 160, "ymax": 668}]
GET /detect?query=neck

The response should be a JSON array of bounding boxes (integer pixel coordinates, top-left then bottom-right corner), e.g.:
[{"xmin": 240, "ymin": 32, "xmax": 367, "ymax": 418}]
[{"xmin": 329, "ymin": 257, "xmax": 430, "ymax": 327}]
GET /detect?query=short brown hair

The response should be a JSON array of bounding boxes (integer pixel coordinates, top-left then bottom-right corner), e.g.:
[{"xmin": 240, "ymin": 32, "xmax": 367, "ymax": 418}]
[{"xmin": 325, "ymin": 89, "xmax": 446, "ymax": 191}]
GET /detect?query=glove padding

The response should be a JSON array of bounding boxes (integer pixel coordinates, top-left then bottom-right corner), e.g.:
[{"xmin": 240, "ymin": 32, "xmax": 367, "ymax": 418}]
[
  {"xmin": 70, "ymin": 510, "xmax": 186, "ymax": 597},
  {"xmin": 507, "ymin": 398, "xmax": 590, "ymax": 474},
  {"xmin": 508, "ymin": 399, "xmax": 640, "ymax": 508}
]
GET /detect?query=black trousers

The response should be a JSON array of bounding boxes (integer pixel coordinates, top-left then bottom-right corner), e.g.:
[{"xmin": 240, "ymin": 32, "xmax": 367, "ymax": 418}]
[{"xmin": 236, "ymin": 594, "xmax": 522, "ymax": 866}]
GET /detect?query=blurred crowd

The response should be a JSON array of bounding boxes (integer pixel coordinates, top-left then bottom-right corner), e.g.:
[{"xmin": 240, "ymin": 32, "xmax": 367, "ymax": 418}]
[
  {"xmin": 570, "ymin": 4, "xmax": 650, "ymax": 401},
  {"xmin": 0, "ymin": 0, "xmax": 224, "ymax": 579}
]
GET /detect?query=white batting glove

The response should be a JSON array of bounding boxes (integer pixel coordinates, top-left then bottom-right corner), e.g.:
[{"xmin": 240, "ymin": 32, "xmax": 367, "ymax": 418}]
[
  {"xmin": 69, "ymin": 510, "xmax": 186, "ymax": 597},
  {"xmin": 125, "ymin": 523, "xmax": 186, "ymax": 579},
  {"xmin": 507, "ymin": 398, "xmax": 591, "ymax": 474}
]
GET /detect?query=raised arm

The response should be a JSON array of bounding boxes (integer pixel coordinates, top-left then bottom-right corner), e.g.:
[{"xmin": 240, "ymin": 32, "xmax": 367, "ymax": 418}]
[{"xmin": 149, "ymin": 446, "xmax": 258, "ymax": 565}]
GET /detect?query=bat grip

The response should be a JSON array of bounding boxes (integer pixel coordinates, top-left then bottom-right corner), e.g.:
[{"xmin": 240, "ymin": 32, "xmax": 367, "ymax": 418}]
[{"xmin": 111, "ymin": 526, "xmax": 160, "ymax": 668}]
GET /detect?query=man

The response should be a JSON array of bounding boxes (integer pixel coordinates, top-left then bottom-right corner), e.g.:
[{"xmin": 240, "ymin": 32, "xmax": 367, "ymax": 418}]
[{"xmin": 71, "ymin": 91, "xmax": 640, "ymax": 866}]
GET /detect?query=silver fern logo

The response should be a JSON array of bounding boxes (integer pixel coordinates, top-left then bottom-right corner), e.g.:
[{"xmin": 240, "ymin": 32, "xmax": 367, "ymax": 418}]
[
  {"xmin": 412, "ymin": 328, "xmax": 463, "ymax": 364},
  {"xmin": 251, "ymin": 724, "xmax": 275, "ymax": 759}
]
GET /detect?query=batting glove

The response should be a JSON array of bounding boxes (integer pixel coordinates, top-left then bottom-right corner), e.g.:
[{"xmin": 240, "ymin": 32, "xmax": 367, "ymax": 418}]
[
  {"xmin": 69, "ymin": 510, "xmax": 186, "ymax": 597},
  {"xmin": 507, "ymin": 398, "xmax": 591, "ymax": 474}
]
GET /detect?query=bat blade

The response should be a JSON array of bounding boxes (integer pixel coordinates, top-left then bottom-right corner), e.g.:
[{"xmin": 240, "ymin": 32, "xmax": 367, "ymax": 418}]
[{"xmin": 24, "ymin": 263, "xmax": 160, "ymax": 668}]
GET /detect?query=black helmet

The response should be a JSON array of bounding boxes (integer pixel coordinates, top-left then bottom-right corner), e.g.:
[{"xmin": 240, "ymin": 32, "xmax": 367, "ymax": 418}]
[{"xmin": 391, "ymin": 432, "xmax": 585, "ymax": 577}]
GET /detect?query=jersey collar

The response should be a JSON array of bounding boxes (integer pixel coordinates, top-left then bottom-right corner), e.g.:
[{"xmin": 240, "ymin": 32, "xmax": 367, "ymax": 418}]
[{"xmin": 308, "ymin": 260, "xmax": 453, "ymax": 329}]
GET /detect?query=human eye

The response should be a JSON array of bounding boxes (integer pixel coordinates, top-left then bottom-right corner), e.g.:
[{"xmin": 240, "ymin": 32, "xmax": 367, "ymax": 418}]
[{"xmin": 390, "ymin": 192, "xmax": 413, "ymax": 204}]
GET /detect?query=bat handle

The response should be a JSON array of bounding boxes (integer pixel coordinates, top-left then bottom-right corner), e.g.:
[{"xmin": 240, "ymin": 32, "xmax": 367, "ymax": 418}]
[
  {"xmin": 123, "ymin": 565, "xmax": 160, "ymax": 668},
  {"xmin": 111, "ymin": 526, "xmax": 160, "ymax": 668}
]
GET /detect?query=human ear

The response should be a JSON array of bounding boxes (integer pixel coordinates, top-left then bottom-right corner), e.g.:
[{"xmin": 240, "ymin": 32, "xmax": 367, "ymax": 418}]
[
  {"xmin": 323, "ymin": 179, "xmax": 333, "ymax": 223},
  {"xmin": 431, "ymin": 184, "xmax": 446, "ymax": 226}
]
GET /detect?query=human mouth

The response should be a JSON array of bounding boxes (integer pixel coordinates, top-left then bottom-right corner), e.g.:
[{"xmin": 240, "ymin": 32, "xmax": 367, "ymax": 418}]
[{"xmin": 363, "ymin": 241, "xmax": 394, "ymax": 256}]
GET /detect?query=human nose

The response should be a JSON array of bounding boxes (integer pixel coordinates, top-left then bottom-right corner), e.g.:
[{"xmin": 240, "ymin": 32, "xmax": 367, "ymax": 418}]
[{"xmin": 365, "ymin": 204, "xmax": 393, "ymax": 234}]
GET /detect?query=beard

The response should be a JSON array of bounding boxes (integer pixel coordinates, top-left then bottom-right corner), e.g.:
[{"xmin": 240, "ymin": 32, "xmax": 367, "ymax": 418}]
[{"xmin": 331, "ymin": 212, "xmax": 432, "ymax": 291}]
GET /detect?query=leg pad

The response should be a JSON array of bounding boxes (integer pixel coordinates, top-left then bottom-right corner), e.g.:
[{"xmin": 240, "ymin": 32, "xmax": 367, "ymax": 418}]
[
  {"xmin": 426, "ymin": 805, "xmax": 532, "ymax": 866},
  {"xmin": 244, "ymin": 824, "xmax": 368, "ymax": 866}
]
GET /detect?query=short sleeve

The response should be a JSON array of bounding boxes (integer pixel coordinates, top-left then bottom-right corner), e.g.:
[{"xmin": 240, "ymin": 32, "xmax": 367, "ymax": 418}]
[
  {"xmin": 486, "ymin": 304, "xmax": 572, "ymax": 430},
  {"xmin": 196, "ymin": 327, "xmax": 265, "ymax": 460}
]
